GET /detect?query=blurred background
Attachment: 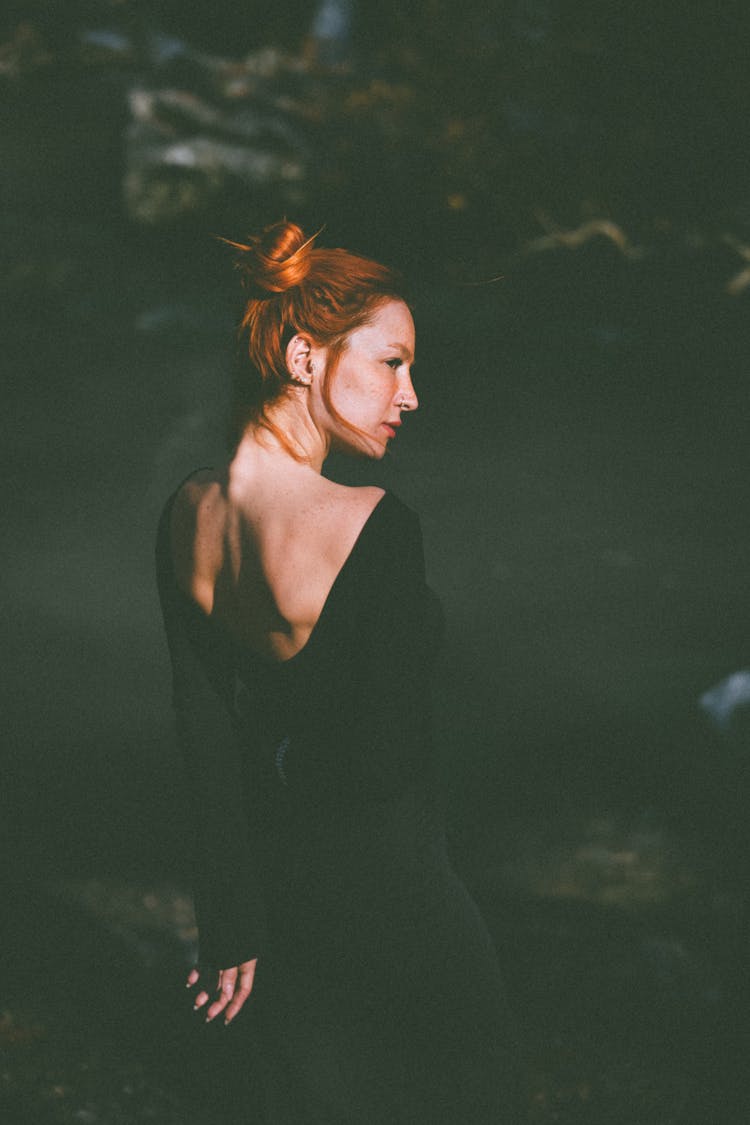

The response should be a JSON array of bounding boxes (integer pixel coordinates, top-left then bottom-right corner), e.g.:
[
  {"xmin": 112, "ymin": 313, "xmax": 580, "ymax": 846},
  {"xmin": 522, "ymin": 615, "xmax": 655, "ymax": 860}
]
[{"xmin": 2, "ymin": 2, "xmax": 749, "ymax": 1122}]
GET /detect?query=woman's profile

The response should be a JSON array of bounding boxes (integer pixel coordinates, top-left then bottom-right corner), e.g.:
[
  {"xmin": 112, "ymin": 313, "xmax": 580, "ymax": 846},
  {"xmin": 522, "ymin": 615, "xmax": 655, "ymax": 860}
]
[{"xmin": 156, "ymin": 220, "xmax": 519, "ymax": 1121}]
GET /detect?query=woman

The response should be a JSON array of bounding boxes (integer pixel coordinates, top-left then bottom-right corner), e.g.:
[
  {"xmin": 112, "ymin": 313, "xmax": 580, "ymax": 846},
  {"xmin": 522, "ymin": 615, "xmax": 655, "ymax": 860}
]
[{"xmin": 156, "ymin": 221, "xmax": 519, "ymax": 1122}]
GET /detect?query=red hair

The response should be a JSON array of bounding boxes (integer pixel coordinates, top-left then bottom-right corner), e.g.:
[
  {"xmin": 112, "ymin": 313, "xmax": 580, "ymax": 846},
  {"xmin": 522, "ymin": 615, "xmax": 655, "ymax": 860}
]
[{"xmin": 223, "ymin": 220, "xmax": 407, "ymax": 455}]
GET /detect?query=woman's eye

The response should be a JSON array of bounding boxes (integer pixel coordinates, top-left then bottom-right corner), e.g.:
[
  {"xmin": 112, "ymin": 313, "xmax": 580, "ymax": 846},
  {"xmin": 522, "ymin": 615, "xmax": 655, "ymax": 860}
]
[{"xmin": 386, "ymin": 358, "xmax": 401, "ymax": 369}]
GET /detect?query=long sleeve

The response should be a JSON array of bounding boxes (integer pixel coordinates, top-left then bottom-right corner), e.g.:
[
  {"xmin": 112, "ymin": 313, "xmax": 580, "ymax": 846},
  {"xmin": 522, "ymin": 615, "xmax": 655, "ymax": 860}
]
[{"xmin": 156, "ymin": 500, "xmax": 267, "ymax": 968}]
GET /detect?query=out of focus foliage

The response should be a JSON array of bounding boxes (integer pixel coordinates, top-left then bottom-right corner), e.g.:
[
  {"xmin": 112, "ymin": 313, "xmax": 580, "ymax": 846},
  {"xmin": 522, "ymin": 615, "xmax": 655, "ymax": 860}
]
[{"xmin": 1, "ymin": 1, "xmax": 749, "ymax": 275}]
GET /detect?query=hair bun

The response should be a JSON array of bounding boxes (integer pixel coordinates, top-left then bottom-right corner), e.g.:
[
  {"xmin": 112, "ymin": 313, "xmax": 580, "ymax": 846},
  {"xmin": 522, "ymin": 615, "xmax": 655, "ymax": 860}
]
[{"xmin": 222, "ymin": 220, "xmax": 316, "ymax": 294}]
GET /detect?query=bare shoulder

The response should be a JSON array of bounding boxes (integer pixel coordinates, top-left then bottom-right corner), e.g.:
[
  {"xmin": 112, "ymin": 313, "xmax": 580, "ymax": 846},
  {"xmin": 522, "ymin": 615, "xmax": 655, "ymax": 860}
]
[
  {"xmin": 317, "ymin": 481, "xmax": 386, "ymax": 538},
  {"xmin": 325, "ymin": 479, "xmax": 385, "ymax": 515}
]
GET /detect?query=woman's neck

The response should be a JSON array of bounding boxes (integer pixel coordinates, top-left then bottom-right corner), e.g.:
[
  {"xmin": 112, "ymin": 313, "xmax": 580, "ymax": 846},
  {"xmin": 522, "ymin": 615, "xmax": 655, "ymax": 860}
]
[{"xmin": 239, "ymin": 392, "xmax": 330, "ymax": 473}]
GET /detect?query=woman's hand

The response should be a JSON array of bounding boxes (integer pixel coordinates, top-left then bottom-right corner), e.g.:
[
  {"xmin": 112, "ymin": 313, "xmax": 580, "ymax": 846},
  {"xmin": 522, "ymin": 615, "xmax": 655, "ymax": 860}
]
[{"xmin": 187, "ymin": 959, "xmax": 258, "ymax": 1025}]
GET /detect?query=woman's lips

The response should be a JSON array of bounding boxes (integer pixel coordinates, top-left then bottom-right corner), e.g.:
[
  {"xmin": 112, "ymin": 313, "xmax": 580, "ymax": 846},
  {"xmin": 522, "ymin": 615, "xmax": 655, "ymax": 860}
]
[{"xmin": 382, "ymin": 420, "xmax": 401, "ymax": 439}]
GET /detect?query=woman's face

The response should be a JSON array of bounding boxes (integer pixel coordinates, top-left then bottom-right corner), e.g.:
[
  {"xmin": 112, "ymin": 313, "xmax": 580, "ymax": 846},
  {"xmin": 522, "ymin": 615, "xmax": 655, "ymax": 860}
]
[{"xmin": 319, "ymin": 299, "xmax": 418, "ymax": 459}]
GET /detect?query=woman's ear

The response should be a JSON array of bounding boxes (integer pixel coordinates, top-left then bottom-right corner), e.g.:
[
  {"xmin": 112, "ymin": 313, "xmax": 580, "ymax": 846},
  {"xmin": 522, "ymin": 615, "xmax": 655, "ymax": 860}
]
[{"xmin": 285, "ymin": 333, "xmax": 315, "ymax": 385}]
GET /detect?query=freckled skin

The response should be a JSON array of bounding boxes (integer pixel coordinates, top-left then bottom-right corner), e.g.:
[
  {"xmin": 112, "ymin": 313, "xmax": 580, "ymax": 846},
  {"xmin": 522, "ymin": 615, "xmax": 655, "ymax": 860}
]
[{"xmin": 309, "ymin": 300, "xmax": 418, "ymax": 459}]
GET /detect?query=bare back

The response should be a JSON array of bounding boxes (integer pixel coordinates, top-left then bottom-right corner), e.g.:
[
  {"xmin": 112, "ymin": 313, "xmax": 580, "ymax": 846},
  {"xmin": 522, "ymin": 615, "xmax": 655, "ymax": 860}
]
[{"xmin": 169, "ymin": 466, "xmax": 385, "ymax": 663}]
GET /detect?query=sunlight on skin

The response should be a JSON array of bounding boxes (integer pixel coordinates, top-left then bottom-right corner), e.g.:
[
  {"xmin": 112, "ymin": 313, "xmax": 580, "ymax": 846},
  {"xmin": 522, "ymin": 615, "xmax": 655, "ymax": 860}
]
[{"xmin": 188, "ymin": 960, "xmax": 258, "ymax": 1025}]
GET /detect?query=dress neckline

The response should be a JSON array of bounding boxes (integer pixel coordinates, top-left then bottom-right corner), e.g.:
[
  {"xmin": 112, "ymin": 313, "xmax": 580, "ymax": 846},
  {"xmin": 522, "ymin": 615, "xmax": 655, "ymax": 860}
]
[
  {"xmin": 246, "ymin": 487, "xmax": 392, "ymax": 669},
  {"xmin": 170, "ymin": 484, "xmax": 393, "ymax": 670}
]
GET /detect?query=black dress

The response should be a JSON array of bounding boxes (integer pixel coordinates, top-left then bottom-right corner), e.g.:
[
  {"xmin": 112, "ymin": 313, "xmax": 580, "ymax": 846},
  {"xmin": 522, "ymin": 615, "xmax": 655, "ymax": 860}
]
[{"xmin": 156, "ymin": 485, "xmax": 519, "ymax": 1123}]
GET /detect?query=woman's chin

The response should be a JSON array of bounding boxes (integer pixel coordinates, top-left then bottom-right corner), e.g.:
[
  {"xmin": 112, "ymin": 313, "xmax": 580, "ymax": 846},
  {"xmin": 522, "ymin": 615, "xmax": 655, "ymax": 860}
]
[{"xmin": 332, "ymin": 435, "xmax": 388, "ymax": 461}]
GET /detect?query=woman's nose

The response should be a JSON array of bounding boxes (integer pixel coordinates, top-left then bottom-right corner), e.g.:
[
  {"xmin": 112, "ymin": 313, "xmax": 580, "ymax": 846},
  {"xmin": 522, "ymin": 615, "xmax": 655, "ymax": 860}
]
[{"xmin": 398, "ymin": 374, "xmax": 418, "ymax": 411}]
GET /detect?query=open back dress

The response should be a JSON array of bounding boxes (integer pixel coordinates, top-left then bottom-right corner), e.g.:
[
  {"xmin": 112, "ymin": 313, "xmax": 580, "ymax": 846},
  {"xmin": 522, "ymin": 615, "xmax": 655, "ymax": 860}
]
[{"xmin": 156, "ymin": 483, "xmax": 519, "ymax": 1123}]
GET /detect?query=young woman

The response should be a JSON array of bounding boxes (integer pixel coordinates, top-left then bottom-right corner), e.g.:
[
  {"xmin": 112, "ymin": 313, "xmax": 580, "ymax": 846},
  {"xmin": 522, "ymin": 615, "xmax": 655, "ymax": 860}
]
[{"xmin": 156, "ymin": 220, "xmax": 519, "ymax": 1122}]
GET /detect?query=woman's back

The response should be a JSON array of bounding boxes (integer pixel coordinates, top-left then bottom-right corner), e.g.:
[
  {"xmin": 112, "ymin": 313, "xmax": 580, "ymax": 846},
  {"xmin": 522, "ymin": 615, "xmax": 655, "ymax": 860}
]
[{"xmin": 168, "ymin": 462, "xmax": 385, "ymax": 664}]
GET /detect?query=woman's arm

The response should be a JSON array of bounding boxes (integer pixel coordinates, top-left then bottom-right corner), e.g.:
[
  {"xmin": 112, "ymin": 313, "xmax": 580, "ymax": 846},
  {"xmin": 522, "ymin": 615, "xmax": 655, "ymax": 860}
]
[{"xmin": 156, "ymin": 498, "xmax": 267, "ymax": 1017}]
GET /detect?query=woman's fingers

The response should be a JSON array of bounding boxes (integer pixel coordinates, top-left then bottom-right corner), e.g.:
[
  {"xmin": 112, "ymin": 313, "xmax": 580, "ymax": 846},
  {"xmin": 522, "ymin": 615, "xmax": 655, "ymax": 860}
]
[
  {"xmin": 223, "ymin": 959, "xmax": 257, "ymax": 1025},
  {"xmin": 187, "ymin": 960, "xmax": 258, "ymax": 1025},
  {"xmin": 188, "ymin": 965, "xmax": 218, "ymax": 1011},
  {"xmin": 204, "ymin": 967, "xmax": 237, "ymax": 1023}
]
